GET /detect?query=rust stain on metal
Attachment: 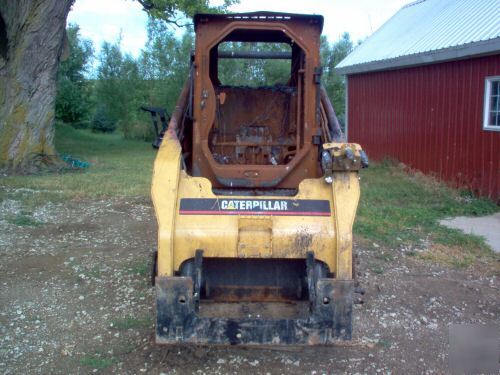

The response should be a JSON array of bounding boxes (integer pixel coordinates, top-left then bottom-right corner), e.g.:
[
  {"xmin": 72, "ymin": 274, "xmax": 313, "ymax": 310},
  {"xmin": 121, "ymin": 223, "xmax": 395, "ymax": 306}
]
[{"xmin": 294, "ymin": 230, "xmax": 313, "ymax": 252}]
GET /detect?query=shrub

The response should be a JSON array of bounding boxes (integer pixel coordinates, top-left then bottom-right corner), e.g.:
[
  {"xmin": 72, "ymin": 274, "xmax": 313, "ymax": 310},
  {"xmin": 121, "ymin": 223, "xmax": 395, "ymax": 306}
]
[{"xmin": 91, "ymin": 105, "xmax": 116, "ymax": 133}]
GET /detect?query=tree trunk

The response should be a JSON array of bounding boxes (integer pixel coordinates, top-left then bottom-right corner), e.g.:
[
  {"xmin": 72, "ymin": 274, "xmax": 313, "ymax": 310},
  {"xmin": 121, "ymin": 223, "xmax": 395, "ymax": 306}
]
[{"xmin": 0, "ymin": 0, "xmax": 73, "ymax": 172}]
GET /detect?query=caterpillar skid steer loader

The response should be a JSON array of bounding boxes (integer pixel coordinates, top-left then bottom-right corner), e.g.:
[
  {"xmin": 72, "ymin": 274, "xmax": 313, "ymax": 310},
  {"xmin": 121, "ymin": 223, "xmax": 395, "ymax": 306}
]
[{"xmin": 151, "ymin": 12, "xmax": 368, "ymax": 345}]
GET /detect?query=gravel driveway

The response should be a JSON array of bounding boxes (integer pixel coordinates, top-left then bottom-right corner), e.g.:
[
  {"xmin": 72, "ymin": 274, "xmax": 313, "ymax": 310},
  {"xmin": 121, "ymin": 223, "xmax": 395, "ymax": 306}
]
[{"xmin": 1, "ymin": 197, "xmax": 498, "ymax": 374}]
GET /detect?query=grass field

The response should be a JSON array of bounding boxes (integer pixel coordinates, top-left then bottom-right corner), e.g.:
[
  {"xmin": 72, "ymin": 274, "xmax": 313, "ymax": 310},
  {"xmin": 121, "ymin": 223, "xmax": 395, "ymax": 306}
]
[
  {"xmin": 1, "ymin": 124, "xmax": 156, "ymax": 200},
  {"xmin": 356, "ymin": 161, "xmax": 498, "ymax": 268},
  {"xmin": 1, "ymin": 124, "xmax": 498, "ymax": 267}
]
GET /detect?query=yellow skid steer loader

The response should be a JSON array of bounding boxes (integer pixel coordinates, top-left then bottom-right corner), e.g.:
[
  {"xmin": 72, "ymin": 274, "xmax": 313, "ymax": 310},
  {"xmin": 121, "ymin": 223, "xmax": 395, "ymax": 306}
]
[{"xmin": 151, "ymin": 12, "xmax": 367, "ymax": 345}]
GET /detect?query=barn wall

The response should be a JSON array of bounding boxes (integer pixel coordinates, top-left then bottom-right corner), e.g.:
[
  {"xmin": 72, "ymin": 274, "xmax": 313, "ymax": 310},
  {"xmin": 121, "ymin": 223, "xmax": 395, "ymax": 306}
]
[{"xmin": 347, "ymin": 54, "xmax": 500, "ymax": 200}]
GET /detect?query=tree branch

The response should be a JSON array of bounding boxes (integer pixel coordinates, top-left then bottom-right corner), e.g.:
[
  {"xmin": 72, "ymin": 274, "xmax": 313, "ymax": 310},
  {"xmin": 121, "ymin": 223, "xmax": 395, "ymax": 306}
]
[
  {"xmin": 136, "ymin": 0, "xmax": 154, "ymax": 10},
  {"xmin": 163, "ymin": 17, "xmax": 192, "ymax": 28},
  {"xmin": 135, "ymin": 0, "xmax": 238, "ymax": 27}
]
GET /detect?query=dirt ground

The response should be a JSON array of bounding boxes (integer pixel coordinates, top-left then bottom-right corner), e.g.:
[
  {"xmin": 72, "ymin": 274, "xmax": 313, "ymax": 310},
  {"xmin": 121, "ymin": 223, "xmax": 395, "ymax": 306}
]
[{"xmin": 0, "ymin": 197, "xmax": 498, "ymax": 374}]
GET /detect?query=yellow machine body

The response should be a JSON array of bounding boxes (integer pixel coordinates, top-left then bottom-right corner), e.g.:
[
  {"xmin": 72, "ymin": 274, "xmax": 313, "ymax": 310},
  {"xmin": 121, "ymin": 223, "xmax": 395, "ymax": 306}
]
[{"xmin": 152, "ymin": 136, "xmax": 361, "ymax": 281}]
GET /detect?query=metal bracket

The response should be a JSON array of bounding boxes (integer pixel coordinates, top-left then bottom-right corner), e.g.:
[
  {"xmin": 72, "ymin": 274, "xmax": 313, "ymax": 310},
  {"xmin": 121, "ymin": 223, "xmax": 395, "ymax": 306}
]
[
  {"xmin": 140, "ymin": 106, "xmax": 170, "ymax": 149},
  {"xmin": 306, "ymin": 251, "xmax": 317, "ymax": 306},
  {"xmin": 156, "ymin": 275, "xmax": 354, "ymax": 344},
  {"xmin": 313, "ymin": 67, "xmax": 323, "ymax": 84},
  {"xmin": 192, "ymin": 249, "xmax": 203, "ymax": 310}
]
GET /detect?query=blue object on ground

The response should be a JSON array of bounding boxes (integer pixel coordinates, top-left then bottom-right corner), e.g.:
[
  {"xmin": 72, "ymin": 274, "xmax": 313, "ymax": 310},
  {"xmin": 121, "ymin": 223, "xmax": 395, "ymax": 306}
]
[{"xmin": 60, "ymin": 154, "xmax": 90, "ymax": 169}]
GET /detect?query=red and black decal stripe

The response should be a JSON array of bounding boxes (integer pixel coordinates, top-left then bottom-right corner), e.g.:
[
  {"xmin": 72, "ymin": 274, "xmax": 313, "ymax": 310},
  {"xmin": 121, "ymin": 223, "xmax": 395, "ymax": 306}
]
[{"xmin": 179, "ymin": 198, "xmax": 331, "ymax": 217}]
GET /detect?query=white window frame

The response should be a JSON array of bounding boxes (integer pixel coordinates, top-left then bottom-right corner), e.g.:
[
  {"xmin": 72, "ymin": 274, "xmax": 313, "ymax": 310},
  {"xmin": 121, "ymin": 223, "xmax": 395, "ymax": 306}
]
[{"xmin": 483, "ymin": 76, "xmax": 500, "ymax": 131}]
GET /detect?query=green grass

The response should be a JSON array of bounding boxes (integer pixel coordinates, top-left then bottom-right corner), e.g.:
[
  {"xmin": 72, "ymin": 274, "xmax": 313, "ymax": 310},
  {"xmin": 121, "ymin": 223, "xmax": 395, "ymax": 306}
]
[
  {"xmin": 115, "ymin": 342, "xmax": 138, "ymax": 355},
  {"xmin": 356, "ymin": 160, "xmax": 499, "ymax": 268},
  {"xmin": 377, "ymin": 339, "xmax": 392, "ymax": 349},
  {"xmin": 370, "ymin": 264, "xmax": 385, "ymax": 275},
  {"xmin": 111, "ymin": 316, "xmax": 151, "ymax": 330},
  {"xmin": 356, "ymin": 161, "xmax": 498, "ymax": 247},
  {"xmin": 421, "ymin": 250, "xmax": 474, "ymax": 269},
  {"xmin": 376, "ymin": 252, "xmax": 395, "ymax": 263},
  {"xmin": 126, "ymin": 259, "xmax": 149, "ymax": 276},
  {"xmin": 1, "ymin": 124, "xmax": 155, "ymax": 201},
  {"xmin": 6, "ymin": 213, "xmax": 42, "ymax": 227},
  {"xmin": 80, "ymin": 354, "xmax": 115, "ymax": 369}
]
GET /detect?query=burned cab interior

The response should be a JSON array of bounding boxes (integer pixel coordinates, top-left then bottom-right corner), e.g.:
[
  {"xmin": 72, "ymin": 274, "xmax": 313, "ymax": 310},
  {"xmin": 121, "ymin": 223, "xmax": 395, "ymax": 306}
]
[
  {"xmin": 176, "ymin": 13, "xmax": 340, "ymax": 192},
  {"xmin": 209, "ymin": 32, "xmax": 301, "ymax": 169}
]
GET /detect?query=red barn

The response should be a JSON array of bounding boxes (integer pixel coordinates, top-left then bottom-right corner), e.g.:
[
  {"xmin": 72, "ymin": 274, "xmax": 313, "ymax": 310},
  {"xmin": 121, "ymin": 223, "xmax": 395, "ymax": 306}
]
[{"xmin": 336, "ymin": 0, "xmax": 500, "ymax": 200}]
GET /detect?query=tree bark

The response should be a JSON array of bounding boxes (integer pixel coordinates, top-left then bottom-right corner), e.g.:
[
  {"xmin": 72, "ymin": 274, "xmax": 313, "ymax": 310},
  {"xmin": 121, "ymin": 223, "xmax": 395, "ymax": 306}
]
[{"xmin": 0, "ymin": 0, "xmax": 73, "ymax": 172}]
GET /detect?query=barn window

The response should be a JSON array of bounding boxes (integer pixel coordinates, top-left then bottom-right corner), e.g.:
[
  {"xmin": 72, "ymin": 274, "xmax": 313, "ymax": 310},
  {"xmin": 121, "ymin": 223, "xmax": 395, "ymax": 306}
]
[{"xmin": 483, "ymin": 76, "xmax": 500, "ymax": 131}]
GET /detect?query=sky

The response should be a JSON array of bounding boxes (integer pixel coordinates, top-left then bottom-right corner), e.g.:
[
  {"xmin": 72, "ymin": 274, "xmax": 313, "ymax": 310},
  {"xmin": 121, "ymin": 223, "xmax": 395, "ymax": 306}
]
[{"xmin": 68, "ymin": 0, "xmax": 411, "ymax": 57}]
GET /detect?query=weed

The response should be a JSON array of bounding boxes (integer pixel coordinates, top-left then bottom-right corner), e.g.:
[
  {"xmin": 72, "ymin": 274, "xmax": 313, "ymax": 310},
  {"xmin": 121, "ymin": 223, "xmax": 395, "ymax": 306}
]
[
  {"xmin": 371, "ymin": 265, "xmax": 385, "ymax": 275},
  {"xmin": 127, "ymin": 259, "xmax": 149, "ymax": 276},
  {"xmin": 87, "ymin": 267, "xmax": 102, "ymax": 279},
  {"xmin": 6, "ymin": 213, "xmax": 42, "ymax": 227},
  {"xmin": 378, "ymin": 339, "xmax": 391, "ymax": 349},
  {"xmin": 80, "ymin": 355, "xmax": 115, "ymax": 369},
  {"xmin": 376, "ymin": 252, "xmax": 395, "ymax": 262},
  {"xmin": 418, "ymin": 244, "xmax": 478, "ymax": 269},
  {"xmin": 115, "ymin": 342, "xmax": 137, "ymax": 355}
]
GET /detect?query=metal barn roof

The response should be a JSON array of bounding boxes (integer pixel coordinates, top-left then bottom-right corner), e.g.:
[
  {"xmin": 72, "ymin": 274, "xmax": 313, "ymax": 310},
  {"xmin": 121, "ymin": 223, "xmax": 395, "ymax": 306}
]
[{"xmin": 336, "ymin": 0, "xmax": 500, "ymax": 75}]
